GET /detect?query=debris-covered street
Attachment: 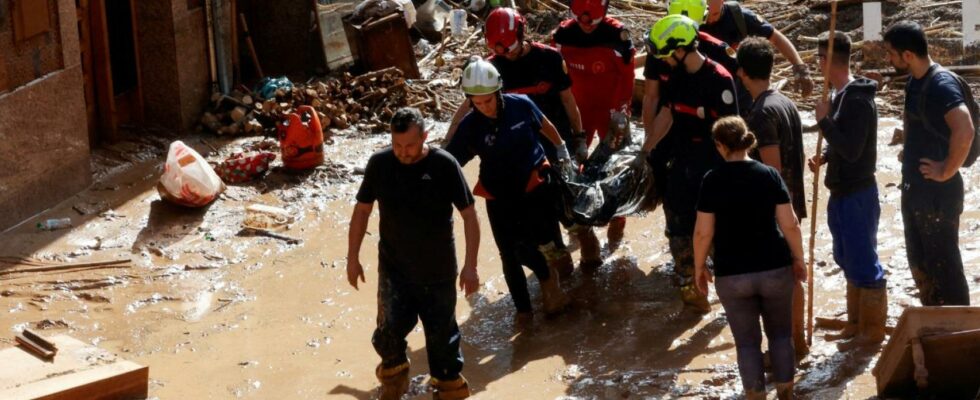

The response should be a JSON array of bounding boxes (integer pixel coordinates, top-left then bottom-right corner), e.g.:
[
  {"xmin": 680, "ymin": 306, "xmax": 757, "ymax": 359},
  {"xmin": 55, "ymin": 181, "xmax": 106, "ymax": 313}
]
[{"xmin": 1, "ymin": 0, "xmax": 979, "ymax": 399}]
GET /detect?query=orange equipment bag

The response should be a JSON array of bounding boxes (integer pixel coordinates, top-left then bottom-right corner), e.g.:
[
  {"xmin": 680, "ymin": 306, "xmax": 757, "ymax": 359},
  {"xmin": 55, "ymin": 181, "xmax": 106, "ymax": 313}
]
[{"xmin": 277, "ymin": 105, "xmax": 324, "ymax": 170}]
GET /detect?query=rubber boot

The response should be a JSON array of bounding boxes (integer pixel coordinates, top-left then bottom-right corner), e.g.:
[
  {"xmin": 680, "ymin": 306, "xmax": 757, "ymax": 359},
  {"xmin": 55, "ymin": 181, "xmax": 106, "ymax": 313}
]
[
  {"xmin": 838, "ymin": 286, "xmax": 887, "ymax": 351},
  {"xmin": 825, "ymin": 282, "xmax": 860, "ymax": 341},
  {"xmin": 680, "ymin": 283, "xmax": 710, "ymax": 313},
  {"xmin": 791, "ymin": 281, "xmax": 809, "ymax": 361},
  {"xmin": 541, "ymin": 265, "xmax": 571, "ymax": 315},
  {"xmin": 431, "ymin": 375, "xmax": 471, "ymax": 400},
  {"xmin": 514, "ymin": 311, "xmax": 533, "ymax": 331},
  {"xmin": 577, "ymin": 228, "xmax": 602, "ymax": 271},
  {"xmin": 745, "ymin": 389, "xmax": 767, "ymax": 400},
  {"xmin": 376, "ymin": 362, "xmax": 410, "ymax": 400},
  {"xmin": 775, "ymin": 381, "xmax": 794, "ymax": 400},
  {"xmin": 538, "ymin": 242, "xmax": 574, "ymax": 280},
  {"xmin": 607, "ymin": 216, "xmax": 626, "ymax": 251}
]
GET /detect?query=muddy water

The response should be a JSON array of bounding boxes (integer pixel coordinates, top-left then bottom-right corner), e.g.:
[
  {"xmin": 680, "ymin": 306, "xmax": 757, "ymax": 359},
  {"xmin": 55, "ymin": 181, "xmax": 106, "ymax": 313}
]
[{"xmin": 1, "ymin": 114, "xmax": 978, "ymax": 399}]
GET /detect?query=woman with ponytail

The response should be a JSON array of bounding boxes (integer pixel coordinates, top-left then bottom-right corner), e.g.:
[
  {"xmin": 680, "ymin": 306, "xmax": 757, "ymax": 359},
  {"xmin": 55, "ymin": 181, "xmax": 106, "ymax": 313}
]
[{"xmin": 691, "ymin": 116, "xmax": 807, "ymax": 399}]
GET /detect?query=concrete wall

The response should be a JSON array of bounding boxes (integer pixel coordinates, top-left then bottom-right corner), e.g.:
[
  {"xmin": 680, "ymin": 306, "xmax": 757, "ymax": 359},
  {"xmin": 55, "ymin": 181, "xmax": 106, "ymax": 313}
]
[
  {"xmin": 0, "ymin": 0, "xmax": 91, "ymax": 230},
  {"xmin": 137, "ymin": 0, "xmax": 210, "ymax": 131}
]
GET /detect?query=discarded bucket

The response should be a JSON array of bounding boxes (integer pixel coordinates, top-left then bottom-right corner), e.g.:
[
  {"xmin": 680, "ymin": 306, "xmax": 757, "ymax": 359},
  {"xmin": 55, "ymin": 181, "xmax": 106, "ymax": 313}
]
[{"xmin": 277, "ymin": 105, "xmax": 324, "ymax": 170}]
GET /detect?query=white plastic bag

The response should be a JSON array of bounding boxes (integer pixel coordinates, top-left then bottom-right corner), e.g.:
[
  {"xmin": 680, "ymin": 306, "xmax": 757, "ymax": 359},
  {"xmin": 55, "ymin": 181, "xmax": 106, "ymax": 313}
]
[{"xmin": 157, "ymin": 141, "xmax": 225, "ymax": 207}]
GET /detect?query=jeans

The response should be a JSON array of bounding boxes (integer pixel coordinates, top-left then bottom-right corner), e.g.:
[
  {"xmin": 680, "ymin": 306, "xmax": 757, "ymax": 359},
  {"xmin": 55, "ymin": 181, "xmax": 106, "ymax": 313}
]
[
  {"xmin": 827, "ymin": 185, "xmax": 886, "ymax": 288},
  {"xmin": 715, "ymin": 267, "xmax": 796, "ymax": 391},
  {"xmin": 372, "ymin": 269, "xmax": 463, "ymax": 380},
  {"xmin": 901, "ymin": 176, "xmax": 970, "ymax": 305}
]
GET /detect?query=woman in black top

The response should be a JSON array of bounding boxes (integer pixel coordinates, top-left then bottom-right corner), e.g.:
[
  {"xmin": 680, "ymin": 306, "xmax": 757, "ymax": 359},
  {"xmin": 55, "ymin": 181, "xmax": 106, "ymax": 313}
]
[{"xmin": 693, "ymin": 116, "xmax": 807, "ymax": 400}]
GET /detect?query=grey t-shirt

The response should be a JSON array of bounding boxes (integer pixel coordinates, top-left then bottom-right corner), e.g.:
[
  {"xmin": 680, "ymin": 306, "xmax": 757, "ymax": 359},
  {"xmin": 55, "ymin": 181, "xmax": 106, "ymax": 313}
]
[{"xmin": 747, "ymin": 89, "xmax": 807, "ymax": 219}]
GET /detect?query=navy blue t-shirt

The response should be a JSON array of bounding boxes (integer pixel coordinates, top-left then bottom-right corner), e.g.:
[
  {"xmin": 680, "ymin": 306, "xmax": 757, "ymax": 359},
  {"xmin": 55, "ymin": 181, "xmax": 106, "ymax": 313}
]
[
  {"xmin": 701, "ymin": 3, "xmax": 774, "ymax": 48},
  {"xmin": 902, "ymin": 64, "xmax": 968, "ymax": 185},
  {"xmin": 356, "ymin": 147, "xmax": 475, "ymax": 284},
  {"xmin": 446, "ymin": 94, "xmax": 548, "ymax": 199}
]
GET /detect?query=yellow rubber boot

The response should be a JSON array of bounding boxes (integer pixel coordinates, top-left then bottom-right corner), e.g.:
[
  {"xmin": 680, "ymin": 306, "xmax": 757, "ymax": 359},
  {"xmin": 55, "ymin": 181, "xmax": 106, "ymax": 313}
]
[
  {"xmin": 376, "ymin": 362, "xmax": 410, "ymax": 400},
  {"xmin": 432, "ymin": 375, "xmax": 471, "ymax": 400}
]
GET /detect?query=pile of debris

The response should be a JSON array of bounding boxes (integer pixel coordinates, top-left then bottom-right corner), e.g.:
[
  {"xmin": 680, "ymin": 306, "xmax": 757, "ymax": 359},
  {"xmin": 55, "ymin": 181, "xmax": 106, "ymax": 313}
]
[{"xmin": 200, "ymin": 67, "xmax": 447, "ymax": 136}]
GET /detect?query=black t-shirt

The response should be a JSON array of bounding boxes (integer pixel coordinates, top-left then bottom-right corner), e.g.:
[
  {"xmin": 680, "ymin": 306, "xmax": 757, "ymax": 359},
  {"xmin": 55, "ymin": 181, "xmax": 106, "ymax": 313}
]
[
  {"xmin": 701, "ymin": 3, "xmax": 775, "ymax": 48},
  {"xmin": 490, "ymin": 43, "xmax": 573, "ymax": 134},
  {"xmin": 697, "ymin": 160, "xmax": 793, "ymax": 277},
  {"xmin": 903, "ymin": 64, "xmax": 968, "ymax": 186},
  {"xmin": 747, "ymin": 89, "xmax": 806, "ymax": 219},
  {"xmin": 355, "ymin": 147, "xmax": 475, "ymax": 284}
]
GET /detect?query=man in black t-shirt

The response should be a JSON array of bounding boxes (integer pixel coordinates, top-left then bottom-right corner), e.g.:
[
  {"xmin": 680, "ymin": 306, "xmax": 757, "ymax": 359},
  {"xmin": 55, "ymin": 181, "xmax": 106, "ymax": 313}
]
[
  {"xmin": 735, "ymin": 37, "xmax": 809, "ymax": 361},
  {"xmin": 702, "ymin": 0, "xmax": 813, "ymax": 97},
  {"xmin": 884, "ymin": 21, "xmax": 975, "ymax": 306},
  {"xmin": 641, "ymin": 15, "xmax": 739, "ymax": 313},
  {"xmin": 347, "ymin": 108, "xmax": 480, "ymax": 400}
]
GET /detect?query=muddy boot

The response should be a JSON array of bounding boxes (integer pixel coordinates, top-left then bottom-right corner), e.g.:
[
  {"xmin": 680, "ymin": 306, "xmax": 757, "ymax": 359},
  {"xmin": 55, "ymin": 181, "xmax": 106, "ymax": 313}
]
[
  {"xmin": 538, "ymin": 242, "xmax": 574, "ymax": 280},
  {"xmin": 431, "ymin": 375, "xmax": 471, "ymax": 400},
  {"xmin": 376, "ymin": 362, "xmax": 410, "ymax": 400},
  {"xmin": 577, "ymin": 228, "xmax": 602, "ymax": 271},
  {"xmin": 606, "ymin": 216, "xmax": 626, "ymax": 251},
  {"xmin": 775, "ymin": 381, "xmax": 794, "ymax": 400},
  {"xmin": 791, "ymin": 281, "xmax": 809, "ymax": 361},
  {"xmin": 838, "ymin": 286, "xmax": 887, "ymax": 351},
  {"xmin": 745, "ymin": 389, "xmax": 767, "ymax": 400},
  {"xmin": 825, "ymin": 282, "xmax": 860, "ymax": 341},
  {"xmin": 540, "ymin": 265, "xmax": 571, "ymax": 315},
  {"xmin": 513, "ymin": 311, "xmax": 533, "ymax": 331},
  {"xmin": 680, "ymin": 283, "xmax": 710, "ymax": 314}
]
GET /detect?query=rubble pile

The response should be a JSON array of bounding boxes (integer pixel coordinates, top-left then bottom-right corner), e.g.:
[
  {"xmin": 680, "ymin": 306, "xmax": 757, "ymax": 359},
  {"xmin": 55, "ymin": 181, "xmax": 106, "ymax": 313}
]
[{"xmin": 199, "ymin": 66, "xmax": 449, "ymax": 136}]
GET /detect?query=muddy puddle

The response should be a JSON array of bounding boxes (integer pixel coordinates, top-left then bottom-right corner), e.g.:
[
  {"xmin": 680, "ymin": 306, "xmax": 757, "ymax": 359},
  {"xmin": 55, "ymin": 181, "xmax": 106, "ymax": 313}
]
[{"xmin": 1, "ymin": 112, "xmax": 978, "ymax": 399}]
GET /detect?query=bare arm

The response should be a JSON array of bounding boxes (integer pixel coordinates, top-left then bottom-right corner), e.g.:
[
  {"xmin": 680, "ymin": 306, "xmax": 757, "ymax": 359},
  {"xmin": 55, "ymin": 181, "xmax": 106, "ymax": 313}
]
[
  {"xmin": 539, "ymin": 115, "xmax": 565, "ymax": 147},
  {"xmin": 445, "ymin": 99, "xmax": 472, "ymax": 143},
  {"xmin": 693, "ymin": 211, "xmax": 715, "ymax": 272},
  {"xmin": 770, "ymin": 30, "xmax": 804, "ymax": 66},
  {"xmin": 641, "ymin": 105, "xmax": 673, "ymax": 154},
  {"xmin": 458, "ymin": 205, "xmax": 481, "ymax": 295},
  {"xmin": 941, "ymin": 105, "xmax": 975, "ymax": 176},
  {"xmin": 559, "ymin": 89, "xmax": 584, "ymax": 133},
  {"xmin": 758, "ymin": 145, "xmax": 783, "ymax": 173},
  {"xmin": 775, "ymin": 203, "xmax": 804, "ymax": 263},
  {"xmin": 346, "ymin": 202, "xmax": 374, "ymax": 289},
  {"xmin": 641, "ymin": 80, "xmax": 661, "ymax": 148}
]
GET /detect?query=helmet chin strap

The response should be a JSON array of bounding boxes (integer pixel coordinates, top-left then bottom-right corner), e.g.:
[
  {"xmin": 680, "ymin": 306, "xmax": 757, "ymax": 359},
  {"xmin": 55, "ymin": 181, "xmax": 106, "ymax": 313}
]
[{"xmin": 671, "ymin": 49, "xmax": 688, "ymax": 67}]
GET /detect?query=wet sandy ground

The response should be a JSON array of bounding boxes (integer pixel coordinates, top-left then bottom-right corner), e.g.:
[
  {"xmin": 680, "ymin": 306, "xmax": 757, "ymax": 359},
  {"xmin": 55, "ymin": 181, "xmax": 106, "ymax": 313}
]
[{"xmin": 1, "ymin": 113, "xmax": 979, "ymax": 399}]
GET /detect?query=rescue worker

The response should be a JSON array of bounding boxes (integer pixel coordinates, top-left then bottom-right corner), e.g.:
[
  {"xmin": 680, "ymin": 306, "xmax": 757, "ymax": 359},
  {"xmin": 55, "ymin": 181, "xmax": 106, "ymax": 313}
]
[
  {"xmin": 639, "ymin": 15, "xmax": 739, "ymax": 312},
  {"xmin": 445, "ymin": 7, "xmax": 586, "ymax": 278},
  {"xmin": 446, "ymin": 58, "xmax": 572, "ymax": 327},
  {"xmin": 808, "ymin": 31, "xmax": 887, "ymax": 349},
  {"xmin": 884, "ymin": 21, "xmax": 975, "ymax": 306},
  {"xmin": 702, "ymin": 0, "xmax": 813, "ymax": 97},
  {"xmin": 553, "ymin": 0, "xmax": 635, "ymax": 260},
  {"xmin": 735, "ymin": 37, "xmax": 808, "ymax": 360},
  {"xmin": 347, "ymin": 107, "xmax": 480, "ymax": 400}
]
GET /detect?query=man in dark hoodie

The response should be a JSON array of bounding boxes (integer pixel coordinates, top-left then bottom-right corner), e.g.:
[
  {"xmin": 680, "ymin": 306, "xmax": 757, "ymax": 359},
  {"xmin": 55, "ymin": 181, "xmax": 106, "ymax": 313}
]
[
  {"xmin": 809, "ymin": 31, "xmax": 887, "ymax": 349},
  {"xmin": 735, "ymin": 37, "xmax": 808, "ymax": 361}
]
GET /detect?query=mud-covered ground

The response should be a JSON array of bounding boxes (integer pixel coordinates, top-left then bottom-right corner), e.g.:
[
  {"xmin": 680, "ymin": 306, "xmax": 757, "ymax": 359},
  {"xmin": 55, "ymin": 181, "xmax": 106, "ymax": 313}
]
[
  {"xmin": 3, "ymin": 1, "xmax": 980, "ymax": 399},
  {"xmin": 1, "ymin": 107, "xmax": 978, "ymax": 399}
]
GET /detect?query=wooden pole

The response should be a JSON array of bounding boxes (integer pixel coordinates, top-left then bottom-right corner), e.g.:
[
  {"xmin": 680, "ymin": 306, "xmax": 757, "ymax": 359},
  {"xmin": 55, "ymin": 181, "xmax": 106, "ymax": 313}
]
[
  {"xmin": 238, "ymin": 13, "xmax": 265, "ymax": 79},
  {"xmin": 807, "ymin": 0, "xmax": 838, "ymax": 346}
]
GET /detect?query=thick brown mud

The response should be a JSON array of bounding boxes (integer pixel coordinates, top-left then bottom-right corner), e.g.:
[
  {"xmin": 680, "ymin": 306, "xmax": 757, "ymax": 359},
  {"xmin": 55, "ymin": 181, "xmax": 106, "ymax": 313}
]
[{"xmin": 1, "ymin": 114, "xmax": 978, "ymax": 399}]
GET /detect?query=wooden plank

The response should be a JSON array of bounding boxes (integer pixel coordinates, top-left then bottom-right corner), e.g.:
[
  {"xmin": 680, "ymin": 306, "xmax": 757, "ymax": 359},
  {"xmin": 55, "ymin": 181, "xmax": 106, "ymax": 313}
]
[
  {"xmin": 89, "ymin": 0, "xmax": 119, "ymax": 142},
  {"xmin": 128, "ymin": 0, "xmax": 144, "ymax": 124},
  {"xmin": 0, "ymin": 335, "xmax": 148, "ymax": 400}
]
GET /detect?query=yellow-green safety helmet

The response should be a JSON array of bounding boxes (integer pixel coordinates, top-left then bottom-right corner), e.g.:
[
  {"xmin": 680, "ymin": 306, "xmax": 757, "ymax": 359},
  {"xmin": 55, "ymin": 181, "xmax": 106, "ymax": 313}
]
[
  {"xmin": 668, "ymin": 0, "xmax": 707, "ymax": 26},
  {"xmin": 647, "ymin": 14, "xmax": 699, "ymax": 59}
]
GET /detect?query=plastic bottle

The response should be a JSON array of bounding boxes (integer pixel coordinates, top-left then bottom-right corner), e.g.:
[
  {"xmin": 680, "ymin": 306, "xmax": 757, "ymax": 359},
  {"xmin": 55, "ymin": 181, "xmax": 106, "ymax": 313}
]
[{"xmin": 37, "ymin": 218, "xmax": 72, "ymax": 231}]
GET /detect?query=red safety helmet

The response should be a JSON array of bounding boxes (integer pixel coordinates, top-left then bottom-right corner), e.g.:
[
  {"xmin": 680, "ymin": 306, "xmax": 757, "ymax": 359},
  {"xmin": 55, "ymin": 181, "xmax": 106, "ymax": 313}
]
[
  {"xmin": 485, "ymin": 8, "xmax": 525, "ymax": 55},
  {"xmin": 571, "ymin": 0, "xmax": 608, "ymax": 26}
]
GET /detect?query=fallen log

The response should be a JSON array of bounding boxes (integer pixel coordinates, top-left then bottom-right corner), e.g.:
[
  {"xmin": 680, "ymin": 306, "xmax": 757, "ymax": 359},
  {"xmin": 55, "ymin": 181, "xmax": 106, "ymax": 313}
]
[{"xmin": 0, "ymin": 259, "xmax": 131, "ymax": 277}]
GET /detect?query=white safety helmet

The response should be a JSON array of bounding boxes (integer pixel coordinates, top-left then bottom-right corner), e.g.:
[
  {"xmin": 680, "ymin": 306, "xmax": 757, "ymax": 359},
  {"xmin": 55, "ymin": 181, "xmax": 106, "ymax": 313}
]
[{"xmin": 461, "ymin": 56, "xmax": 503, "ymax": 96}]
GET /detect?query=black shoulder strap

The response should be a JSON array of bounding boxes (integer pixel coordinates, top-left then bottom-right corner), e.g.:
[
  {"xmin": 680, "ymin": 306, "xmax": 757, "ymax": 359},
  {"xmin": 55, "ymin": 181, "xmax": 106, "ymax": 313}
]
[
  {"xmin": 915, "ymin": 65, "xmax": 944, "ymax": 141},
  {"xmin": 725, "ymin": 1, "xmax": 748, "ymax": 42}
]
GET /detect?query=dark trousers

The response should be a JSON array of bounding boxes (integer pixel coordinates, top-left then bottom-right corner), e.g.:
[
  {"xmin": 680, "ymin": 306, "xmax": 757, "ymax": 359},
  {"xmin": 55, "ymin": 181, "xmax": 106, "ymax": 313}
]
[
  {"xmin": 486, "ymin": 185, "xmax": 559, "ymax": 313},
  {"xmin": 715, "ymin": 267, "xmax": 796, "ymax": 391},
  {"xmin": 828, "ymin": 185, "xmax": 886, "ymax": 289},
  {"xmin": 901, "ymin": 177, "xmax": 970, "ymax": 306},
  {"xmin": 663, "ymin": 156, "xmax": 718, "ymax": 286},
  {"xmin": 372, "ymin": 269, "xmax": 463, "ymax": 380}
]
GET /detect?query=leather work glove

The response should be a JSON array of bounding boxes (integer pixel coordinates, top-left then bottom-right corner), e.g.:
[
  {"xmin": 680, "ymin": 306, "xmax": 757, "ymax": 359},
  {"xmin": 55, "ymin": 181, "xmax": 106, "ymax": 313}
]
[{"xmin": 792, "ymin": 64, "xmax": 814, "ymax": 97}]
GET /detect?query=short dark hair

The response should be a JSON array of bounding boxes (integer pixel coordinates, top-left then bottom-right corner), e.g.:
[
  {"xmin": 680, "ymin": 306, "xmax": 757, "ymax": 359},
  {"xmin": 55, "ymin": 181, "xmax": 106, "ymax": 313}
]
[
  {"xmin": 390, "ymin": 107, "xmax": 425, "ymax": 134},
  {"xmin": 818, "ymin": 31, "xmax": 851, "ymax": 66},
  {"xmin": 736, "ymin": 37, "xmax": 773, "ymax": 80},
  {"xmin": 883, "ymin": 20, "xmax": 928, "ymax": 58}
]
